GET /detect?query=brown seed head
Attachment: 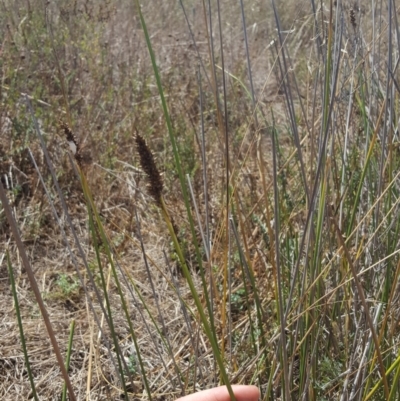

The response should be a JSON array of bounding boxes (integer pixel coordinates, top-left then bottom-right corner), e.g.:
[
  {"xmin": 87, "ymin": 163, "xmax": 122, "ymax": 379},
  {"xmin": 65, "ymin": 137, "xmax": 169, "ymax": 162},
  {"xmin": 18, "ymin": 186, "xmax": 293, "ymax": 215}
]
[
  {"xmin": 135, "ymin": 133, "xmax": 163, "ymax": 205},
  {"xmin": 349, "ymin": 8, "xmax": 356, "ymax": 29},
  {"xmin": 60, "ymin": 120, "xmax": 92, "ymax": 168}
]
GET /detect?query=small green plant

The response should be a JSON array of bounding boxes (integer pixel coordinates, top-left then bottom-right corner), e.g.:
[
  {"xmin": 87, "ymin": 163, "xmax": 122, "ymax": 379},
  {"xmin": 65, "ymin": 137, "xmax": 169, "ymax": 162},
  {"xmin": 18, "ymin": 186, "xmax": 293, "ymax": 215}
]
[
  {"xmin": 126, "ymin": 353, "xmax": 138, "ymax": 375},
  {"xmin": 55, "ymin": 274, "xmax": 80, "ymax": 298},
  {"xmin": 315, "ymin": 355, "xmax": 343, "ymax": 394},
  {"xmin": 230, "ymin": 288, "xmax": 246, "ymax": 313}
]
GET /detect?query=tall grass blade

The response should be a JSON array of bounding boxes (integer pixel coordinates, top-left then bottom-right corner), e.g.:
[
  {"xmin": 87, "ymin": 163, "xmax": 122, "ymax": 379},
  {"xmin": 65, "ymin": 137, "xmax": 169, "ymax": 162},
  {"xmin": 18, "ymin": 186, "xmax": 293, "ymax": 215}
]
[
  {"xmin": 62, "ymin": 320, "xmax": 75, "ymax": 401},
  {"xmin": 6, "ymin": 250, "xmax": 39, "ymax": 401}
]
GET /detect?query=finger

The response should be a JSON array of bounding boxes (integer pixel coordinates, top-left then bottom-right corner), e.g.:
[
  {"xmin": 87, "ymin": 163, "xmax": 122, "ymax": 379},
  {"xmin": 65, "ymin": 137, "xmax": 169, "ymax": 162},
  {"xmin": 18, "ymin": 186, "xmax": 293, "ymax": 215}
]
[{"xmin": 176, "ymin": 385, "xmax": 260, "ymax": 401}]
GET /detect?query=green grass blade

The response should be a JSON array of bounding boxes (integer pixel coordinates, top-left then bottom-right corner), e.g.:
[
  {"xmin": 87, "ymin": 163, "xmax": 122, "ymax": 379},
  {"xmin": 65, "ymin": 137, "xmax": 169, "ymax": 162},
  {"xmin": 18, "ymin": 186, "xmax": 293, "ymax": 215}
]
[
  {"xmin": 6, "ymin": 250, "xmax": 39, "ymax": 401},
  {"xmin": 62, "ymin": 320, "xmax": 75, "ymax": 401}
]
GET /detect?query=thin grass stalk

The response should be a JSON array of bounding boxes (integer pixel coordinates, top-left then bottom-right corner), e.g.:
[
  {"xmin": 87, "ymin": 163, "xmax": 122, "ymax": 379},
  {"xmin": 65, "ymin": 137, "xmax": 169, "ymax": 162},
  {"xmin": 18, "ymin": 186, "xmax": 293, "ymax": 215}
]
[
  {"xmin": 134, "ymin": 0, "xmax": 218, "ymax": 348},
  {"xmin": 290, "ymin": 236, "xmax": 310, "ymax": 389},
  {"xmin": 0, "ymin": 182, "xmax": 77, "ymax": 401},
  {"xmin": 125, "ymin": 260, "xmax": 189, "ymax": 388},
  {"xmin": 27, "ymin": 144, "xmax": 126, "ymax": 378},
  {"xmin": 254, "ymin": 118, "xmax": 281, "ymax": 372},
  {"xmin": 346, "ymin": 97, "xmax": 386, "ymax": 237},
  {"xmin": 231, "ymin": 192, "xmax": 255, "ymax": 276},
  {"xmin": 349, "ymin": 305, "xmax": 382, "ymax": 400},
  {"xmin": 308, "ymin": 10, "xmax": 343, "ymax": 366},
  {"xmin": 197, "ymin": 69, "xmax": 211, "ymax": 260},
  {"xmin": 164, "ymin": 250, "xmax": 205, "ymax": 386},
  {"xmin": 214, "ymin": 0, "xmax": 232, "ymax": 369},
  {"xmin": 191, "ymin": 330, "xmax": 203, "ymax": 390},
  {"xmin": 134, "ymin": 207, "xmax": 184, "ymax": 394},
  {"xmin": 308, "ymin": 70, "xmax": 319, "ymax": 186},
  {"xmin": 80, "ymin": 172, "xmax": 152, "ymax": 399},
  {"xmin": 364, "ymin": 352, "xmax": 400, "ymax": 400},
  {"xmin": 308, "ymin": 154, "xmax": 329, "ymax": 390},
  {"xmin": 388, "ymin": 361, "xmax": 400, "ymax": 401},
  {"xmin": 227, "ymin": 213, "xmax": 233, "ymax": 367},
  {"xmin": 362, "ymin": 219, "xmax": 400, "ymax": 394},
  {"xmin": 158, "ymin": 197, "xmax": 235, "ymax": 397},
  {"xmin": 382, "ymin": 64, "xmax": 400, "ymax": 306},
  {"xmin": 301, "ymin": 20, "xmax": 343, "ymax": 391},
  {"xmin": 45, "ymin": 6, "xmax": 71, "ymax": 125},
  {"xmin": 230, "ymin": 217, "xmax": 265, "ymax": 393},
  {"xmin": 238, "ymin": 0, "xmax": 257, "ymax": 123},
  {"xmin": 273, "ymin": 51, "xmax": 339, "ymax": 350},
  {"xmin": 215, "ymin": 66, "xmax": 257, "ymax": 105},
  {"xmin": 340, "ymin": 317, "xmax": 363, "ymax": 401},
  {"xmin": 339, "ymin": 42, "xmax": 359, "ymax": 230},
  {"xmin": 263, "ymin": 357, "xmax": 277, "ymax": 401},
  {"xmin": 273, "ymin": 40, "xmax": 308, "ymax": 196},
  {"xmin": 257, "ymin": 132, "xmax": 277, "ymax": 281},
  {"xmin": 178, "ymin": 0, "xmax": 213, "ymax": 91},
  {"xmin": 330, "ymin": 216, "xmax": 390, "ymax": 398},
  {"xmin": 373, "ymin": 0, "xmax": 394, "ymax": 257},
  {"xmin": 270, "ymin": 0, "xmax": 310, "ymax": 202},
  {"xmin": 187, "ymin": 175, "xmax": 209, "ymax": 262},
  {"xmin": 233, "ymin": 230, "xmax": 258, "ymax": 365},
  {"xmin": 281, "ymin": 61, "xmax": 312, "ymax": 141},
  {"xmin": 344, "ymin": 169, "xmax": 400, "ymax": 258},
  {"xmin": 282, "ymin": 153, "xmax": 320, "ymax": 357},
  {"xmin": 29, "ymin": 145, "xmax": 128, "ymax": 378},
  {"xmin": 126, "ymin": 259, "xmax": 188, "ymax": 375},
  {"xmin": 378, "ymin": 255, "xmax": 400, "ymax": 350},
  {"xmin": 353, "ymin": 344, "xmax": 369, "ymax": 401},
  {"xmin": 271, "ymin": 118, "xmax": 290, "ymax": 401},
  {"xmin": 318, "ymin": 0, "xmax": 342, "ymax": 162},
  {"xmin": 62, "ymin": 320, "xmax": 75, "ymax": 401},
  {"xmin": 199, "ymin": 0, "xmax": 229, "ymax": 178},
  {"xmin": 196, "ymin": 71, "xmax": 215, "ymax": 377},
  {"xmin": 293, "ymin": 326, "xmax": 309, "ymax": 399},
  {"xmin": 248, "ymin": 108, "xmax": 312, "ymax": 222},
  {"xmin": 230, "ymin": 211, "xmax": 266, "ymax": 347},
  {"xmin": 217, "ymin": 206, "xmax": 232, "ymax": 367},
  {"xmin": 6, "ymin": 250, "xmax": 39, "ymax": 401},
  {"xmin": 220, "ymin": 207, "xmax": 232, "ymax": 369},
  {"xmin": 299, "ymin": 321, "xmax": 325, "ymax": 401},
  {"xmin": 27, "ymin": 103, "xmax": 124, "ymax": 379},
  {"xmin": 309, "ymin": 0, "xmax": 325, "ymax": 62},
  {"xmin": 202, "ymin": 14, "xmax": 258, "ymax": 313},
  {"xmin": 86, "ymin": 208, "xmax": 130, "ymax": 399},
  {"xmin": 221, "ymin": 209, "xmax": 232, "ymax": 359},
  {"xmin": 203, "ymin": 0, "xmax": 224, "ymax": 136}
]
